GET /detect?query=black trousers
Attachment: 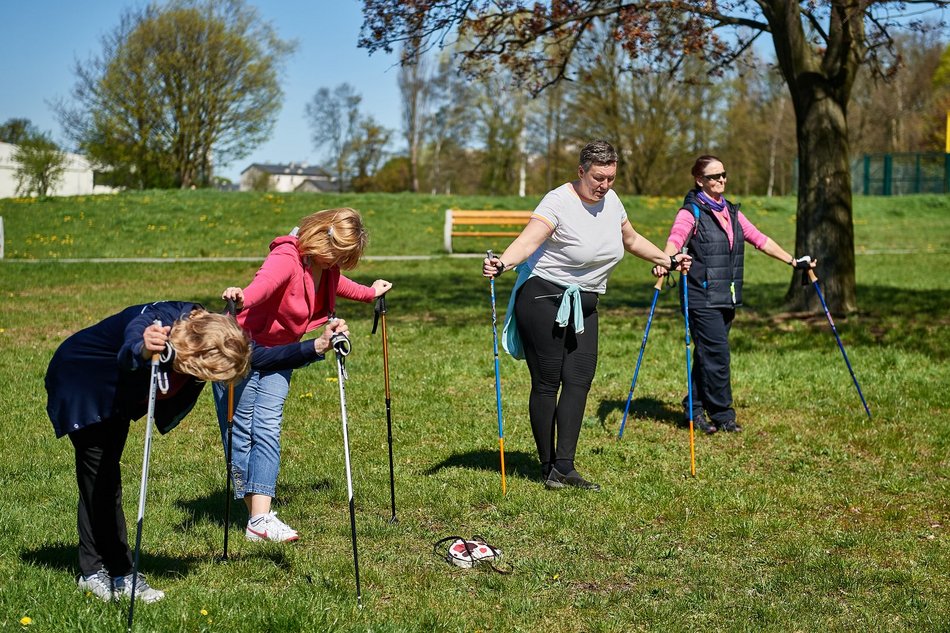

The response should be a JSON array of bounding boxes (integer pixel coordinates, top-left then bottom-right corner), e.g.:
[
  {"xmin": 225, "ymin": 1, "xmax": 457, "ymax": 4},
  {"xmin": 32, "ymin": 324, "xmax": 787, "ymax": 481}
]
[
  {"xmin": 69, "ymin": 419, "xmax": 134, "ymax": 578},
  {"xmin": 514, "ymin": 276, "xmax": 599, "ymax": 473},
  {"xmin": 684, "ymin": 307, "xmax": 737, "ymax": 424}
]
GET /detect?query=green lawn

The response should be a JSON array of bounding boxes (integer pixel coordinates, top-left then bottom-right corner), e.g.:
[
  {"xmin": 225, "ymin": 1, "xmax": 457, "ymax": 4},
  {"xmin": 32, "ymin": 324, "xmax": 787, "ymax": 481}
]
[{"xmin": 0, "ymin": 192, "xmax": 948, "ymax": 632}]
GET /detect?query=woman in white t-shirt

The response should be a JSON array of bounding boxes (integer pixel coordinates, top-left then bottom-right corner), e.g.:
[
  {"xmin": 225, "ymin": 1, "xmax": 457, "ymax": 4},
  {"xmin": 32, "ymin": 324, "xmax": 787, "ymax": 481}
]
[{"xmin": 483, "ymin": 140, "xmax": 690, "ymax": 491}]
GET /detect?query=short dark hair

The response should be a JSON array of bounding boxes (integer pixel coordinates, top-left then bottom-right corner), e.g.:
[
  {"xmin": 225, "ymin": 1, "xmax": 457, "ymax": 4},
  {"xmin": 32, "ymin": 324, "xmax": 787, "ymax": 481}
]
[{"xmin": 579, "ymin": 140, "xmax": 618, "ymax": 171}]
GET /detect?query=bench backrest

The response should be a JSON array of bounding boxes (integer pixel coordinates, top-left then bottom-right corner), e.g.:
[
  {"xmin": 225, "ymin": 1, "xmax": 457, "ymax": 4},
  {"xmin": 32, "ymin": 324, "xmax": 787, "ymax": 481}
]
[{"xmin": 444, "ymin": 209, "xmax": 532, "ymax": 253}]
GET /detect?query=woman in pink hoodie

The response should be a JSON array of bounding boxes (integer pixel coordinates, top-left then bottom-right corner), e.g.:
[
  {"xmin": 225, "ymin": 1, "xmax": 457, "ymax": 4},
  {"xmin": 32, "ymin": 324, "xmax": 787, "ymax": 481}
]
[{"xmin": 218, "ymin": 207, "xmax": 391, "ymax": 542}]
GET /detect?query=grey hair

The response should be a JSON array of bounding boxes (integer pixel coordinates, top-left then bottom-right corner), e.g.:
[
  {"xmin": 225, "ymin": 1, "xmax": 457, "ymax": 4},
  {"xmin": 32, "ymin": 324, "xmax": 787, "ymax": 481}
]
[{"xmin": 579, "ymin": 140, "xmax": 619, "ymax": 171}]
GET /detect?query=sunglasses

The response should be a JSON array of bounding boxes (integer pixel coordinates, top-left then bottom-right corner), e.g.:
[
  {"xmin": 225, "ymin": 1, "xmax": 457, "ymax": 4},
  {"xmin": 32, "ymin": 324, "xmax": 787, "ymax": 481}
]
[{"xmin": 703, "ymin": 172, "xmax": 727, "ymax": 181}]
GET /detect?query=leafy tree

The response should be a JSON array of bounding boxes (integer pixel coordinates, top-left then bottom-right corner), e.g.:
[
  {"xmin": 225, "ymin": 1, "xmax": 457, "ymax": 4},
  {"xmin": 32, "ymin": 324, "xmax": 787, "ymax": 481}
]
[
  {"xmin": 524, "ymin": 82, "xmax": 572, "ymax": 193},
  {"xmin": 349, "ymin": 116, "xmax": 392, "ymax": 192},
  {"xmin": 398, "ymin": 45, "xmax": 433, "ymax": 192},
  {"xmin": 57, "ymin": 0, "xmax": 294, "ymax": 189},
  {"xmin": 249, "ymin": 170, "xmax": 274, "ymax": 192},
  {"xmin": 421, "ymin": 53, "xmax": 477, "ymax": 194},
  {"xmin": 560, "ymin": 27, "xmax": 710, "ymax": 195},
  {"xmin": 0, "ymin": 118, "xmax": 40, "ymax": 145},
  {"xmin": 359, "ymin": 0, "xmax": 949, "ymax": 313},
  {"xmin": 849, "ymin": 32, "xmax": 949, "ymax": 154},
  {"xmin": 306, "ymin": 83, "xmax": 362, "ymax": 192},
  {"xmin": 13, "ymin": 134, "xmax": 68, "ymax": 197},
  {"xmin": 473, "ymin": 74, "xmax": 528, "ymax": 195},
  {"xmin": 371, "ymin": 156, "xmax": 412, "ymax": 192},
  {"xmin": 721, "ymin": 54, "xmax": 797, "ymax": 197}
]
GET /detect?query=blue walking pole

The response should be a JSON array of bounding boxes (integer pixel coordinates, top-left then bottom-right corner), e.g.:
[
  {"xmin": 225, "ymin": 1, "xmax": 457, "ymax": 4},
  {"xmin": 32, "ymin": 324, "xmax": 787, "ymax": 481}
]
[
  {"xmin": 807, "ymin": 269, "xmax": 872, "ymax": 419},
  {"xmin": 618, "ymin": 275, "xmax": 665, "ymax": 439},
  {"xmin": 681, "ymin": 251, "xmax": 697, "ymax": 477},
  {"xmin": 487, "ymin": 250, "xmax": 508, "ymax": 496}
]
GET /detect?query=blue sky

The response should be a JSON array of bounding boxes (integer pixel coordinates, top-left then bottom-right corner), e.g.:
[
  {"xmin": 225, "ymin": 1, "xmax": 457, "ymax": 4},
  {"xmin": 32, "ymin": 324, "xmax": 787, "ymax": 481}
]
[{"xmin": 1, "ymin": 0, "xmax": 404, "ymax": 182}]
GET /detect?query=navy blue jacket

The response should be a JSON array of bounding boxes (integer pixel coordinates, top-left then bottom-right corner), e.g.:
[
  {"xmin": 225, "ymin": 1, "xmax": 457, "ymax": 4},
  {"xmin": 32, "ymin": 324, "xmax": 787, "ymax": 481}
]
[
  {"xmin": 45, "ymin": 301, "xmax": 323, "ymax": 438},
  {"xmin": 681, "ymin": 189, "xmax": 746, "ymax": 309}
]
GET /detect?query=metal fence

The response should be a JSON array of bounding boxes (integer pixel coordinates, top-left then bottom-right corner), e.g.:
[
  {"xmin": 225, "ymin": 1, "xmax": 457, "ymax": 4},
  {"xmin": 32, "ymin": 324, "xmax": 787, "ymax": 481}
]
[{"xmin": 852, "ymin": 152, "xmax": 950, "ymax": 195}]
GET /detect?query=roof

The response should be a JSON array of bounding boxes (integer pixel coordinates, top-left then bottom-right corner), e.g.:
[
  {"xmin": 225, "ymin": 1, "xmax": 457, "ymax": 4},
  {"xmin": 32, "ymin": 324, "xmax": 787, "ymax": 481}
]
[
  {"xmin": 294, "ymin": 178, "xmax": 338, "ymax": 193},
  {"xmin": 241, "ymin": 162, "xmax": 332, "ymax": 178}
]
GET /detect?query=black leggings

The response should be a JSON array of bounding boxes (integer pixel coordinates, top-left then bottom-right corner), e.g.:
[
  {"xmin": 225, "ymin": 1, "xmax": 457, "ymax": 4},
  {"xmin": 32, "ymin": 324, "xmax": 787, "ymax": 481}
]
[
  {"xmin": 69, "ymin": 419, "xmax": 134, "ymax": 578},
  {"xmin": 514, "ymin": 276, "xmax": 599, "ymax": 474}
]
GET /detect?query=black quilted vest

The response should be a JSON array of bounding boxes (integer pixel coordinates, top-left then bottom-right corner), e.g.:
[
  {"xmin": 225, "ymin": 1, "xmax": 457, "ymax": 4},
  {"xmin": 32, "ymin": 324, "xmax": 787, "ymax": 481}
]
[{"xmin": 680, "ymin": 189, "xmax": 745, "ymax": 309}]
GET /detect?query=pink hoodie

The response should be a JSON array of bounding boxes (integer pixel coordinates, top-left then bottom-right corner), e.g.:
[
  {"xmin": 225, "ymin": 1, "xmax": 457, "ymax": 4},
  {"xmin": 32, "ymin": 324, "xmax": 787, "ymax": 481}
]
[{"xmin": 237, "ymin": 235, "xmax": 376, "ymax": 347}]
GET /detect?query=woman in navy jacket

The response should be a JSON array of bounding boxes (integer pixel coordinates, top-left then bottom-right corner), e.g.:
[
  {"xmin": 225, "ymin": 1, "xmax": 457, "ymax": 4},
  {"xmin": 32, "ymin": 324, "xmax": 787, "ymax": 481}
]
[
  {"xmin": 653, "ymin": 156, "xmax": 814, "ymax": 433},
  {"xmin": 45, "ymin": 301, "xmax": 347, "ymax": 602}
]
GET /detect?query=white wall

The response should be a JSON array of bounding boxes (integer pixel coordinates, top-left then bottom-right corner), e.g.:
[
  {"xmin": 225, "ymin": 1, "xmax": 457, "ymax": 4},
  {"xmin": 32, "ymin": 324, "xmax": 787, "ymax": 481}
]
[
  {"xmin": 0, "ymin": 141, "xmax": 116, "ymax": 198},
  {"xmin": 240, "ymin": 165, "xmax": 332, "ymax": 192}
]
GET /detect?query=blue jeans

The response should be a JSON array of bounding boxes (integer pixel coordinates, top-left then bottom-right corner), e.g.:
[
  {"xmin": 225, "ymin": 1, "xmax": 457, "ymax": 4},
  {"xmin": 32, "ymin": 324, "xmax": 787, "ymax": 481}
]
[{"xmin": 213, "ymin": 368, "xmax": 293, "ymax": 498}]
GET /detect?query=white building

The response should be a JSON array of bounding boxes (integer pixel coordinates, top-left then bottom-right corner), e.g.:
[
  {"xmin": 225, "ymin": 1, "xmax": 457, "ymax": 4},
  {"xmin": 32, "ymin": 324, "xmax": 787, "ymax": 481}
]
[
  {"xmin": 240, "ymin": 162, "xmax": 336, "ymax": 193},
  {"xmin": 0, "ymin": 141, "xmax": 116, "ymax": 198}
]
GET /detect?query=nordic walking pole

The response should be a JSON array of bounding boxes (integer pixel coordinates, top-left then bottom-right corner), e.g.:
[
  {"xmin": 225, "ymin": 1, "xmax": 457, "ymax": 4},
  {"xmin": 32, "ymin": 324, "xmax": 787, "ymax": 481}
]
[
  {"xmin": 331, "ymin": 324, "xmax": 362, "ymax": 606},
  {"xmin": 618, "ymin": 275, "xmax": 665, "ymax": 439},
  {"xmin": 487, "ymin": 250, "xmax": 508, "ymax": 497},
  {"xmin": 681, "ymin": 250, "xmax": 697, "ymax": 478},
  {"xmin": 127, "ymin": 320, "xmax": 162, "ymax": 632},
  {"xmin": 372, "ymin": 295, "xmax": 397, "ymax": 523},
  {"xmin": 807, "ymin": 269, "xmax": 872, "ymax": 419},
  {"xmin": 222, "ymin": 299, "xmax": 237, "ymax": 560}
]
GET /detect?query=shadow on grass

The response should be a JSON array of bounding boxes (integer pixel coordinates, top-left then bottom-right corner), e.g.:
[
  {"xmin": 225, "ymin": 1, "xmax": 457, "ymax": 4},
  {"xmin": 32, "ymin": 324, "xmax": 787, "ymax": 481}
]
[
  {"xmin": 596, "ymin": 397, "xmax": 682, "ymax": 430},
  {"xmin": 425, "ymin": 449, "xmax": 539, "ymax": 480},
  {"xmin": 602, "ymin": 281, "xmax": 950, "ymax": 360},
  {"xmin": 23, "ymin": 540, "xmax": 294, "ymax": 577},
  {"xmin": 21, "ymin": 543, "xmax": 205, "ymax": 578},
  {"xmin": 174, "ymin": 479, "xmax": 334, "ymax": 531}
]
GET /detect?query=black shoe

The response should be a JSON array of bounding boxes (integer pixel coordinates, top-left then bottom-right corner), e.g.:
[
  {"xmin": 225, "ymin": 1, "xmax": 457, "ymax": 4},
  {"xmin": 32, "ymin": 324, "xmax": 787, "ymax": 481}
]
[
  {"xmin": 544, "ymin": 467, "xmax": 601, "ymax": 492},
  {"xmin": 692, "ymin": 416, "xmax": 717, "ymax": 435},
  {"xmin": 719, "ymin": 420, "xmax": 742, "ymax": 433}
]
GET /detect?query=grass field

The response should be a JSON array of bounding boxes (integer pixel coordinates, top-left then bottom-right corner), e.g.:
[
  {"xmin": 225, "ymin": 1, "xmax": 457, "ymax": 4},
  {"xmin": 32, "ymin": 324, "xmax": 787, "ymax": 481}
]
[{"xmin": 0, "ymin": 191, "xmax": 948, "ymax": 632}]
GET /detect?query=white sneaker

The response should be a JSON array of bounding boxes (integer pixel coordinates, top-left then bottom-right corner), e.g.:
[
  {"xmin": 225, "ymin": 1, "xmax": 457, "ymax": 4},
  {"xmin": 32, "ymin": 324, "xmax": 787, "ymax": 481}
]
[
  {"xmin": 112, "ymin": 572, "xmax": 165, "ymax": 603},
  {"xmin": 77, "ymin": 568, "xmax": 113, "ymax": 602},
  {"xmin": 245, "ymin": 511, "xmax": 299, "ymax": 543}
]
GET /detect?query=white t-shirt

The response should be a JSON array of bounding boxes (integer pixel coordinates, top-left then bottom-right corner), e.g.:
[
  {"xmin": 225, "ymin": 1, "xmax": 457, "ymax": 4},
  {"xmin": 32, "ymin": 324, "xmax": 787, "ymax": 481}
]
[{"xmin": 526, "ymin": 182, "xmax": 628, "ymax": 293}]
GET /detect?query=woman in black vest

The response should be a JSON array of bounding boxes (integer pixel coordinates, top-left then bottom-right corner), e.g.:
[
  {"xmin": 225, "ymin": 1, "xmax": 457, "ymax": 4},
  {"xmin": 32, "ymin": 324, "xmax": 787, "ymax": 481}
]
[{"xmin": 653, "ymin": 156, "xmax": 814, "ymax": 433}]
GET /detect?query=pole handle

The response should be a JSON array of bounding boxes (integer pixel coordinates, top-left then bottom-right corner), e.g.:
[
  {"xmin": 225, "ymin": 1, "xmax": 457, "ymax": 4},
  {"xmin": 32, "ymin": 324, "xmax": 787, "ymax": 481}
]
[
  {"xmin": 372, "ymin": 295, "xmax": 387, "ymax": 333},
  {"xmin": 654, "ymin": 276, "xmax": 664, "ymax": 291},
  {"xmin": 150, "ymin": 319, "xmax": 162, "ymax": 364},
  {"xmin": 486, "ymin": 249, "xmax": 504, "ymax": 278},
  {"xmin": 807, "ymin": 269, "xmax": 818, "ymax": 284}
]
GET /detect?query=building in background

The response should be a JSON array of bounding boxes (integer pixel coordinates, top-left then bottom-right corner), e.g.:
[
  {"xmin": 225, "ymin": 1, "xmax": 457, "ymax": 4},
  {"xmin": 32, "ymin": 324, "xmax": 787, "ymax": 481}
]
[
  {"xmin": 239, "ymin": 162, "xmax": 336, "ymax": 192},
  {"xmin": 0, "ymin": 142, "xmax": 117, "ymax": 198}
]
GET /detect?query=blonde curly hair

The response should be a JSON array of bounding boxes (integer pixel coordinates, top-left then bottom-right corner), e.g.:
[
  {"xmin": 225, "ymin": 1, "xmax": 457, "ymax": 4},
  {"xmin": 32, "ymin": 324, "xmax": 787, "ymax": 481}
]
[
  {"xmin": 295, "ymin": 207, "xmax": 368, "ymax": 270},
  {"xmin": 169, "ymin": 310, "xmax": 251, "ymax": 384}
]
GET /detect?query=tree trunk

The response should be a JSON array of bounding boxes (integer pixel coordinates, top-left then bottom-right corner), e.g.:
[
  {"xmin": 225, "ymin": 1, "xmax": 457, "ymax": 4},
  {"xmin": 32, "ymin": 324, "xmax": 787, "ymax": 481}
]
[
  {"xmin": 785, "ymin": 82, "xmax": 857, "ymax": 314},
  {"xmin": 765, "ymin": 0, "xmax": 862, "ymax": 315}
]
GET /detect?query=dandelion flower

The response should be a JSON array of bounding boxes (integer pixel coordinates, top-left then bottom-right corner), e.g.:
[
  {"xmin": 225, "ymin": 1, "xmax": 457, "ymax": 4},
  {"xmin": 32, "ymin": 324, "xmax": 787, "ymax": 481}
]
[
  {"xmin": 20, "ymin": 617, "xmax": 32, "ymax": 626},
  {"xmin": 200, "ymin": 609, "xmax": 208, "ymax": 616}
]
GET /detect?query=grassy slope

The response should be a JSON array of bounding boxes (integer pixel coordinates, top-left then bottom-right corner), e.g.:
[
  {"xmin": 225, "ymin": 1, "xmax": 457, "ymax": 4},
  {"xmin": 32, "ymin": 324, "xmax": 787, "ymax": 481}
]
[{"xmin": 0, "ymin": 191, "xmax": 948, "ymax": 632}]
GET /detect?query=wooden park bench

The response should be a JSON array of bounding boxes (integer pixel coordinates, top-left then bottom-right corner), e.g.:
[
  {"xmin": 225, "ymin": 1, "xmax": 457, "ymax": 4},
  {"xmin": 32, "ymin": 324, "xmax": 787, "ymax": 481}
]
[{"xmin": 443, "ymin": 209, "xmax": 532, "ymax": 253}]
